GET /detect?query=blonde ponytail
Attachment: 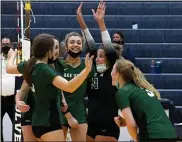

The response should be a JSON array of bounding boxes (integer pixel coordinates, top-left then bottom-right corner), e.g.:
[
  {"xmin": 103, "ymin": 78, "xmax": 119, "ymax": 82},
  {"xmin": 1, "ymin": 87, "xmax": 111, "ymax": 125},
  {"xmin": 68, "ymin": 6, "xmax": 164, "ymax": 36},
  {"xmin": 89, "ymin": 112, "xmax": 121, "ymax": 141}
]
[
  {"xmin": 116, "ymin": 59, "xmax": 161, "ymax": 99},
  {"xmin": 133, "ymin": 67, "xmax": 161, "ymax": 99}
]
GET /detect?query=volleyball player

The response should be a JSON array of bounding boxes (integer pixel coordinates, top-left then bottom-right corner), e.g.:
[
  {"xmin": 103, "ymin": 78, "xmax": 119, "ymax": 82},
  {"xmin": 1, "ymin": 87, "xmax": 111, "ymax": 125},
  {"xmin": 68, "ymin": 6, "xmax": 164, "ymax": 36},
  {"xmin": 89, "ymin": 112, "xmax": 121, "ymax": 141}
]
[
  {"xmin": 15, "ymin": 34, "xmax": 90, "ymax": 141},
  {"xmin": 60, "ymin": 32, "xmax": 95, "ymax": 141},
  {"xmin": 77, "ymin": 1, "xmax": 120, "ymax": 141},
  {"xmin": 13, "ymin": 36, "xmax": 76, "ymax": 141},
  {"xmin": 6, "ymin": 33, "xmax": 93, "ymax": 141},
  {"xmin": 111, "ymin": 59, "xmax": 177, "ymax": 142}
]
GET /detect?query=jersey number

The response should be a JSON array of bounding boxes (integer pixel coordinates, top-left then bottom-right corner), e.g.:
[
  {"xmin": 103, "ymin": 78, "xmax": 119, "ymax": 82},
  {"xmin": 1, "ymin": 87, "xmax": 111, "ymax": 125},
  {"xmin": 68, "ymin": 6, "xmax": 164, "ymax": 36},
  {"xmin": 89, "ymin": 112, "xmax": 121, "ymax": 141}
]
[
  {"xmin": 146, "ymin": 89, "xmax": 155, "ymax": 97},
  {"xmin": 91, "ymin": 78, "xmax": 98, "ymax": 90},
  {"xmin": 30, "ymin": 84, "xmax": 35, "ymax": 92}
]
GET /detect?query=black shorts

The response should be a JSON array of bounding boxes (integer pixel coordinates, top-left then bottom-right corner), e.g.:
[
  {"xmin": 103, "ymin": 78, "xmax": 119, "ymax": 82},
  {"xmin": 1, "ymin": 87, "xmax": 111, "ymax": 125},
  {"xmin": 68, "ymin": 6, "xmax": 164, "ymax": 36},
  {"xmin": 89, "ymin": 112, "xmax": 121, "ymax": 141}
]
[
  {"xmin": 21, "ymin": 115, "xmax": 32, "ymax": 126},
  {"xmin": 62, "ymin": 121, "xmax": 87, "ymax": 128},
  {"xmin": 62, "ymin": 124, "xmax": 71, "ymax": 129},
  {"xmin": 21, "ymin": 90, "xmax": 34, "ymax": 126},
  {"xmin": 32, "ymin": 125, "xmax": 62, "ymax": 138},
  {"xmin": 87, "ymin": 122, "xmax": 120, "ymax": 140},
  {"xmin": 32, "ymin": 100, "xmax": 63, "ymax": 138},
  {"xmin": 21, "ymin": 108, "xmax": 33, "ymax": 126}
]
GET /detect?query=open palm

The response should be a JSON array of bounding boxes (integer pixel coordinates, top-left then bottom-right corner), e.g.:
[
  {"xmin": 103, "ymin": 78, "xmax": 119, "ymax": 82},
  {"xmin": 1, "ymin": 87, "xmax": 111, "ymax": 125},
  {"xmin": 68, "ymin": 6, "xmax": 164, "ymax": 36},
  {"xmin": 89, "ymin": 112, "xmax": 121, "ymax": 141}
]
[
  {"xmin": 85, "ymin": 53, "xmax": 94, "ymax": 72},
  {"xmin": 92, "ymin": 0, "xmax": 106, "ymax": 22},
  {"xmin": 76, "ymin": 2, "xmax": 83, "ymax": 15}
]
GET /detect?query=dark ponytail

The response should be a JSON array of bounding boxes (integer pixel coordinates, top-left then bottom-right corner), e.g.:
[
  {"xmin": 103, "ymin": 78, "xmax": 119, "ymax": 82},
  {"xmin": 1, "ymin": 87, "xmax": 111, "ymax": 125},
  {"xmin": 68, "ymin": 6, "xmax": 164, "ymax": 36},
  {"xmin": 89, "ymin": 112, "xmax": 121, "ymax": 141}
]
[
  {"xmin": 23, "ymin": 56, "xmax": 37, "ymax": 86},
  {"xmin": 22, "ymin": 33, "xmax": 55, "ymax": 86}
]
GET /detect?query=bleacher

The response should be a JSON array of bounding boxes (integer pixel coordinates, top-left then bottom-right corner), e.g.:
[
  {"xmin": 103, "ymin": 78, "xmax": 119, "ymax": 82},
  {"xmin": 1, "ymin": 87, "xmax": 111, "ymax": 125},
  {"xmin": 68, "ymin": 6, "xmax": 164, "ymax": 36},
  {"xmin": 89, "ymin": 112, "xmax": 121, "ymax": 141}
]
[{"xmin": 1, "ymin": 0, "xmax": 182, "ymax": 138}]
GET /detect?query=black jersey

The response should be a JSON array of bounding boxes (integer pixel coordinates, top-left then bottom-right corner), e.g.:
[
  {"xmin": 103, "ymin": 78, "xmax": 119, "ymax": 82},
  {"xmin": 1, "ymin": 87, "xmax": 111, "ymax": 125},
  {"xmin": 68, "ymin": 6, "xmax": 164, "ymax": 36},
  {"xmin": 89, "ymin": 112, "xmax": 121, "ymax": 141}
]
[{"xmin": 87, "ymin": 40, "xmax": 118, "ymax": 124}]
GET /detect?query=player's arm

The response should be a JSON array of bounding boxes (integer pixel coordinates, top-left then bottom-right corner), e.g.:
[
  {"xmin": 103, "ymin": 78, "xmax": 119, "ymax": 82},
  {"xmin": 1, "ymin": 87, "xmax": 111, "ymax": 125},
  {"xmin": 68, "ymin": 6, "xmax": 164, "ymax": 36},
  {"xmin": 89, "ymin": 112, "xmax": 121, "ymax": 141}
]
[
  {"xmin": 61, "ymin": 91, "xmax": 68, "ymax": 112},
  {"xmin": 93, "ymin": 0, "xmax": 117, "ymax": 66},
  {"xmin": 77, "ymin": 2, "xmax": 97, "ymax": 59},
  {"xmin": 92, "ymin": 0, "xmax": 107, "ymax": 33},
  {"xmin": 16, "ymin": 80, "xmax": 30, "ymax": 112},
  {"xmin": 77, "ymin": 2, "xmax": 95, "ymax": 42},
  {"xmin": 53, "ymin": 53, "xmax": 94, "ymax": 93},
  {"xmin": 121, "ymin": 107, "xmax": 138, "ymax": 141},
  {"xmin": 77, "ymin": 2, "xmax": 87, "ymax": 30},
  {"xmin": 6, "ymin": 49, "xmax": 20, "ymax": 74},
  {"xmin": 53, "ymin": 69, "xmax": 89, "ymax": 93},
  {"xmin": 16, "ymin": 80, "xmax": 30, "ymax": 102}
]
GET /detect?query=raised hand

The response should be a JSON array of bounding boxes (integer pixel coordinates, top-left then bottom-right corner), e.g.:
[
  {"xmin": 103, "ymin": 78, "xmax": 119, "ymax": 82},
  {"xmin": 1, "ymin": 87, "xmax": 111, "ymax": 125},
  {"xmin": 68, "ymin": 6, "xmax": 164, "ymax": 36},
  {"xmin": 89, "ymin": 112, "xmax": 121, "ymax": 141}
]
[
  {"xmin": 92, "ymin": 0, "xmax": 106, "ymax": 22},
  {"xmin": 76, "ymin": 2, "xmax": 88, "ymax": 30},
  {"xmin": 76, "ymin": 2, "xmax": 83, "ymax": 16},
  {"xmin": 8, "ymin": 48, "xmax": 17, "ymax": 60},
  {"xmin": 85, "ymin": 53, "xmax": 94, "ymax": 72}
]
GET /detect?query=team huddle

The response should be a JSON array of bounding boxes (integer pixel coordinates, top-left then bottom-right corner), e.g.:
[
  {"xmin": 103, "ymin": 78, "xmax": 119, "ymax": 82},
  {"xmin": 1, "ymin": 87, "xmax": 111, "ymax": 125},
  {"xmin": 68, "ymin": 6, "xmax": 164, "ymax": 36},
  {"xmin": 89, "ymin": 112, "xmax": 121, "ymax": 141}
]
[{"xmin": 6, "ymin": 1, "xmax": 177, "ymax": 142}]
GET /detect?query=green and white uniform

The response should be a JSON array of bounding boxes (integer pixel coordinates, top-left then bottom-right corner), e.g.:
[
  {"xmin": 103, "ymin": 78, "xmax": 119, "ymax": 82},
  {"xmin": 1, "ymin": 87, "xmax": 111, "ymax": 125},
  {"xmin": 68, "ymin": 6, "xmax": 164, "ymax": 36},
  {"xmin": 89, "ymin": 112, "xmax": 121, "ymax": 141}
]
[
  {"xmin": 17, "ymin": 61, "xmax": 34, "ymax": 126},
  {"xmin": 115, "ymin": 83, "xmax": 177, "ymax": 141},
  {"xmin": 62, "ymin": 59, "xmax": 94, "ymax": 125},
  {"xmin": 17, "ymin": 62, "xmax": 63, "ymax": 127}
]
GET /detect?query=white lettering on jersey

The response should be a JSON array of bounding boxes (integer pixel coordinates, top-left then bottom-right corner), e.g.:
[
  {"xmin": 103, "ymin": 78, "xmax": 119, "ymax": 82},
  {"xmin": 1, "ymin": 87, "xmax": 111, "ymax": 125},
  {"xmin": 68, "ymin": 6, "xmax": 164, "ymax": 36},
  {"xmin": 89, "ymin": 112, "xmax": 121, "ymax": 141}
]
[
  {"xmin": 91, "ymin": 77, "xmax": 98, "ymax": 90},
  {"xmin": 146, "ymin": 89, "xmax": 155, "ymax": 97},
  {"xmin": 30, "ymin": 84, "xmax": 35, "ymax": 92},
  {"xmin": 64, "ymin": 73, "xmax": 79, "ymax": 78}
]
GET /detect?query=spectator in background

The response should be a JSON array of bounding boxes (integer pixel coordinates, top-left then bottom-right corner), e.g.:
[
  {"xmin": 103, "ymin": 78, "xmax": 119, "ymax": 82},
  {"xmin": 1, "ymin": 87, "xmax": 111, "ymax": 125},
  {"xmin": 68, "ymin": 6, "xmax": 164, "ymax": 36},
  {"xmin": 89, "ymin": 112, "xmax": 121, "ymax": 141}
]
[
  {"xmin": 1, "ymin": 37, "xmax": 15, "ymax": 142},
  {"xmin": 112, "ymin": 31, "xmax": 136, "ymax": 64}
]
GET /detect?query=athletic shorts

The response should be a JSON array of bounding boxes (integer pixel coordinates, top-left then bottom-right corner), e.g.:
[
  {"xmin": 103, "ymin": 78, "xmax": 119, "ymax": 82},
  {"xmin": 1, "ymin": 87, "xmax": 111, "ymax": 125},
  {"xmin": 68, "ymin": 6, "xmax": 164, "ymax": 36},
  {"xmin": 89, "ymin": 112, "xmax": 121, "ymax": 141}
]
[
  {"xmin": 62, "ymin": 121, "xmax": 87, "ymax": 128},
  {"xmin": 21, "ymin": 92, "xmax": 34, "ymax": 126},
  {"xmin": 87, "ymin": 122, "xmax": 120, "ymax": 140},
  {"xmin": 32, "ymin": 109, "xmax": 62, "ymax": 138},
  {"xmin": 32, "ymin": 125, "xmax": 62, "ymax": 138},
  {"xmin": 62, "ymin": 124, "xmax": 71, "ymax": 128},
  {"xmin": 21, "ymin": 107, "xmax": 33, "ymax": 126},
  {"xmin": 21, "ymin": 114, "xmax": 32, "ymax": 126}
]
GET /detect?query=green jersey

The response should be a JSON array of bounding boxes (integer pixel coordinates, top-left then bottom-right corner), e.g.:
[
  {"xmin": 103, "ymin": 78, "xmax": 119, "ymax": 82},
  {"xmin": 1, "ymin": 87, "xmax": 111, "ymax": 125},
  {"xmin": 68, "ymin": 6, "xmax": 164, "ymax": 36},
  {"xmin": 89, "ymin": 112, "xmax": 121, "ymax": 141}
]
[
  {"xmin": 115, "ymin": 83, "xmax": 177, "ymax": 140},
  {"xmin": 17, "ymin": 61, "xmax": 33, "ymax": 106},
  {"xmin": 55, "ymin": 58, "xmax": 64, "ymax": 77},
  {"xmin": 62, "ymin": 59, "xmax": 94, "ymax": 124},
  {"xmin": 17, "ymin": 62, "xmax": 62, "ymax": 127},
  {"xmin": 17, "ymin": 61, "xmax": 34, "ymax": 122}
]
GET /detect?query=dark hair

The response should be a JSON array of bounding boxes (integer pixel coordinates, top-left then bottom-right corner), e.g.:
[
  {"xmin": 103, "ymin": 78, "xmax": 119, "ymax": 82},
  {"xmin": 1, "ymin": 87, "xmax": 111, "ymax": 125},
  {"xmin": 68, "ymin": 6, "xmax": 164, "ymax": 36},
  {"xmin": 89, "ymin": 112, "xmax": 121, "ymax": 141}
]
[
  {"xmin": 59, "ymin": 41, "xmax": 66, "ymax": 58},
  {"xmin": 113, "ymin": 31, "xmax": 125, "ymax": 45},
  {"xmin": 23, "ymin": 33, "xmax": 55, "ymax": 86},
  {"xmin": 1, "ymin": 37, "xmax": 12, "ymax": 46},
  {"xmin": 115, "ymin": 31, "xmax": 124, "ymax": 40}
]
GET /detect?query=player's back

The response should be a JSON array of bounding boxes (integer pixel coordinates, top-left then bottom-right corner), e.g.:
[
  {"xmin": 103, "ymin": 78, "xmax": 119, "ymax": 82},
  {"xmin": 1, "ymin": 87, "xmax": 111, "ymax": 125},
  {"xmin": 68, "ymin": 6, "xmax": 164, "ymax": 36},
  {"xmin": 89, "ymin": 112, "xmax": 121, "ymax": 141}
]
[{"xmin": 121, "ymin": 83, "xmax": 177, "ymax": 140}]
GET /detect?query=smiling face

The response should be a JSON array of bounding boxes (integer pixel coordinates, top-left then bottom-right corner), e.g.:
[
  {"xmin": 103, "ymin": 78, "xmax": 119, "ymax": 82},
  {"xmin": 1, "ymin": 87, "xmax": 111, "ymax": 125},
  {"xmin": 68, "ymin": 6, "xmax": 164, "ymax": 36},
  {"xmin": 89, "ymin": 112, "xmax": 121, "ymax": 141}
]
[{"xmin": 66, "ymin": 35, "xmax": 83, "ymax": 53}]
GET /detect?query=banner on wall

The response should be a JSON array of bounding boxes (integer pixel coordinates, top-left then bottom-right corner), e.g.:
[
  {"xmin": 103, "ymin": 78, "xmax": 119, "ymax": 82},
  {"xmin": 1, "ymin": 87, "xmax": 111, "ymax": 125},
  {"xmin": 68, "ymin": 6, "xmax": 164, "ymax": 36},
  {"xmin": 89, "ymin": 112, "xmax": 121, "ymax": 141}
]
[
  {"xmin": 13, "ymin": 39, "xmax": 31, "ymax": 142},
  {"xmin": 14, "ymin": 105, "xmax": 22, "ymax": 142},
  {"xmin": 13, "ymin": 76, "xmax": 24, "ymax": 142}
]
